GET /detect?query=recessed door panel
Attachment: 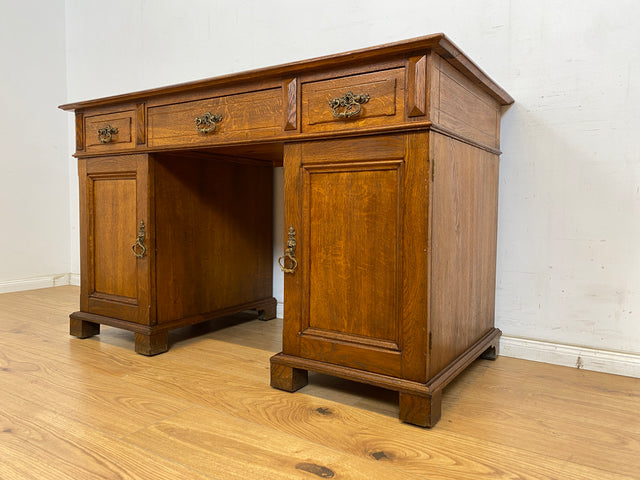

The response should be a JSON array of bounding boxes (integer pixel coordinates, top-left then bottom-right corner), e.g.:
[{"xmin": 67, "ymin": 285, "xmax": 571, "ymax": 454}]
[
  {"xmin": 307, "ymin": 167, "xmax": 400, "ymax": 344},
  {"xmin": 93, "ymin": 176, "xmax": 138, "ymax": 299}
]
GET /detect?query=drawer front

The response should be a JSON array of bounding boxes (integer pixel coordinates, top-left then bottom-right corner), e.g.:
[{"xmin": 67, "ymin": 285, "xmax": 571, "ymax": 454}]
[
  {"xmin": 302, "ymin": 68, "xmax": 405, "ymax": 133},
  {"xmin": 147, "ymin": 88, "xmax": 282, "ymax": 148},
  {"xmin": 85, "ymin": 111, "xmax": 136, "ymax": 152}
]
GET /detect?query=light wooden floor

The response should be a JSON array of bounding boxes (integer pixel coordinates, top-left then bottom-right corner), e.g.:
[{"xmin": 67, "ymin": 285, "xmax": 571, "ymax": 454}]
[{"xmin": 1, "ymin": 287, "xmax": 638, "ymax": 479}]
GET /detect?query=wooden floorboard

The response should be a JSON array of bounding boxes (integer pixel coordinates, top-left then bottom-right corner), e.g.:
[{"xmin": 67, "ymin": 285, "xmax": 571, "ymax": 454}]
[{"xmin": 0, "ymin": 286, "xmax": 638, "ymax": 479}]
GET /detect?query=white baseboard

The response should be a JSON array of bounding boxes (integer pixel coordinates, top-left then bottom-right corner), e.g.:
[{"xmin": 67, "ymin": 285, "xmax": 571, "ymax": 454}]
[
  {"xmin": 0, "ymin": 273, "xmax": 79, "ymax": 294},
  {"xmin": 276, "ymin": 302, "xmax": 284, "ymax": 319},
  {"xmin": 500, "ymin": 336, "xmax": 640, "ymax": 379}
]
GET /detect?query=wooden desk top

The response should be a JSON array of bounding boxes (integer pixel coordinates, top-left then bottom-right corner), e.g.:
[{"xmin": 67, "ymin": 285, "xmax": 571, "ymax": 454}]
[
  {"xmin": 60, "ymin": 33, "xmax": 513, "ymax": 159},
  {"xmin": 59, "ymin": 33, "xmax": 512, "ymax": 111}
]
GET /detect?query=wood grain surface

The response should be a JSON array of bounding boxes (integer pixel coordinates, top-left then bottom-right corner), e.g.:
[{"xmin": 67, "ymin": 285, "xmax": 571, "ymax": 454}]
[{"xmin": 1, "ymin": 286, "xmax": 638, "ymax": 479}]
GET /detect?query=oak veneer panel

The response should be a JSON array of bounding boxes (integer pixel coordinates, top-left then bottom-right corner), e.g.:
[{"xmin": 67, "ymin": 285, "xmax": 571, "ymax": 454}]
[
  {"xmin": 92, "ymin": 177, "xmax": 137, "ymax": 299},
  {"xmin": 300, "ymin": 134, "xmax": 405, "ymax": 164},
  {"xmin": 307, "ymin": 167, "xmax": 400, "ymax": 342},
  {"xmin": 147, "ymin": 88, "xmax": 282, "ymax": 148},
  {"xmin": 302, "ymin": 68, "xmax": 405, "ymax": 132},
  {"xmin": 429, "ymin": 132, "xmax": 499, "ymax": 376},
  {"xmin": 431, "ymin": 54, "xmax": 501, "ymax": 149},
  {"xmin": 84, "ymin": 109, "xmax": 136, "ymax": 152},
  {"xmin": 154, "ymin": 155, "xmax": 273, "ymax": 324}
]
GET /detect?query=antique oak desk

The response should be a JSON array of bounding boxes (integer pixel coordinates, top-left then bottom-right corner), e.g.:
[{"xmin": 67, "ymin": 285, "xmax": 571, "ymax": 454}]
[{"xmin": 60, "ymin": 34, "xmax": 513, "ymax": 427}]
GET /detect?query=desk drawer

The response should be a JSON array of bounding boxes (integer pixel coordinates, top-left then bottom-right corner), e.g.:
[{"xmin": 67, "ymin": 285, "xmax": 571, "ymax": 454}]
[
  {"xmin": 85, "ymin": 110, "xmax": 136, "ymax": 153},
  {"xmin": 302, "ymin": 68, "xmax": 405, "ymax": 133},
  {"xmin": 147, "ymin": 88, "xmax": 282, "ymax": 148}
]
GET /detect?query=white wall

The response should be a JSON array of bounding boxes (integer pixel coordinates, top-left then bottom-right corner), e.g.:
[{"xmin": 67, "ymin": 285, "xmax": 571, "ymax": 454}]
[
  {"xmin": 0, "ymin": 0, "xmax": 71, "ymax": 290},
  {"xmin": 32, "ymin": 0, "xmax": 640, "ymax": 374},
  {"xmin": 495, "ymin": 1, "xmax": 640, "ymax": 360}
]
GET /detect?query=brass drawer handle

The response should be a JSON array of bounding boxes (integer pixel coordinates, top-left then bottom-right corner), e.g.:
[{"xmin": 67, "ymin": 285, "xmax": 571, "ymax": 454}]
[
  {"xmin": 131, "ymin": 220, "xmax": 146, "ymax": 258},
  {"xmin": 278, "ymin": 226, "xmax": 298, "ymax": 273},
  {"xmin": 97, "ymin": 125, "xmax": 119, "ymax": 143},
  {"xmin": 329, "ymin": 91, "xmax": 370, "ymax": 119},
  {"xmin": 194, "ymin": 112, "xmax": 223, "ymax": 133}
]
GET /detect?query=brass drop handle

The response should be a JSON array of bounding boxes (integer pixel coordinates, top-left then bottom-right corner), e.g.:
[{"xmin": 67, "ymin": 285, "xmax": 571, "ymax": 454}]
[
  {"xmin": 329, "ymin": 91, "xmax": 370, "ymax": 119},
  {"xmin": 278, "ymin": 226, "xmax": 298, "ymax": 274},
  {"xmin": 97, "ymin": 125, "xmax": 119, "ymax": 143},
  {"xmin": 194, "ymin": 112, "xmax": 223, "ymax": 133},
  {"xmin": 131, "ymin": 220, "xmax": 146, "ymax": 259}
]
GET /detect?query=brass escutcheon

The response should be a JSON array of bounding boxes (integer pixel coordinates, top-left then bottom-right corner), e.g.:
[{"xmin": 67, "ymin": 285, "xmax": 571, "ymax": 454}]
[
  {"xmin": 97, "ymin": 125, "xmax": 119, "ymax": 143},
  {"xmin": 278, "ymin": 226, "xmax": 298, "ymax": 273},
  {"xmin": 329, "ymin": 91, "xmax": 370, "ymax": 119},
  {"xmin": 132, "ymin": 220, "xmax": 146, "ymax": 258},
  {"xmin": 194, "ymin": 112, "xmax": 223, "ymax": 134}
]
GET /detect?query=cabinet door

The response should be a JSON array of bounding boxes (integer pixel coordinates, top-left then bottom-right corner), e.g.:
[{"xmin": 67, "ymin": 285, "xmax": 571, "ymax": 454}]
[
  {"xmin": 282, "ymin": 134, "xmax": 430, "ymax": 382},
  {"xmin": 78, "ymin": 154, "xmax": 153, "ymax": 325}
]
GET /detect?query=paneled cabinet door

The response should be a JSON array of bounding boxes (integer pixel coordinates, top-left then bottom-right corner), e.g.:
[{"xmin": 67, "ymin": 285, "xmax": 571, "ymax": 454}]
[
  {"xmin": 78, "ymin": 154, "xmax": 153, "ymax": 325},
  {"xmin": 281, "ymin": 133, "xmax": 430, "ymax": 383}
]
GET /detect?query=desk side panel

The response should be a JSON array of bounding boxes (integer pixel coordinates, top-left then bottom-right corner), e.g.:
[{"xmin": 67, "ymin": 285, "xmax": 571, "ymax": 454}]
[
  {"xmin": 429, "ymin": 54, "xmax": 502, "ymax": 150},
  {"xmin": 428, "ymin": 132, "xmax": 499, "ymax": 377}
]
